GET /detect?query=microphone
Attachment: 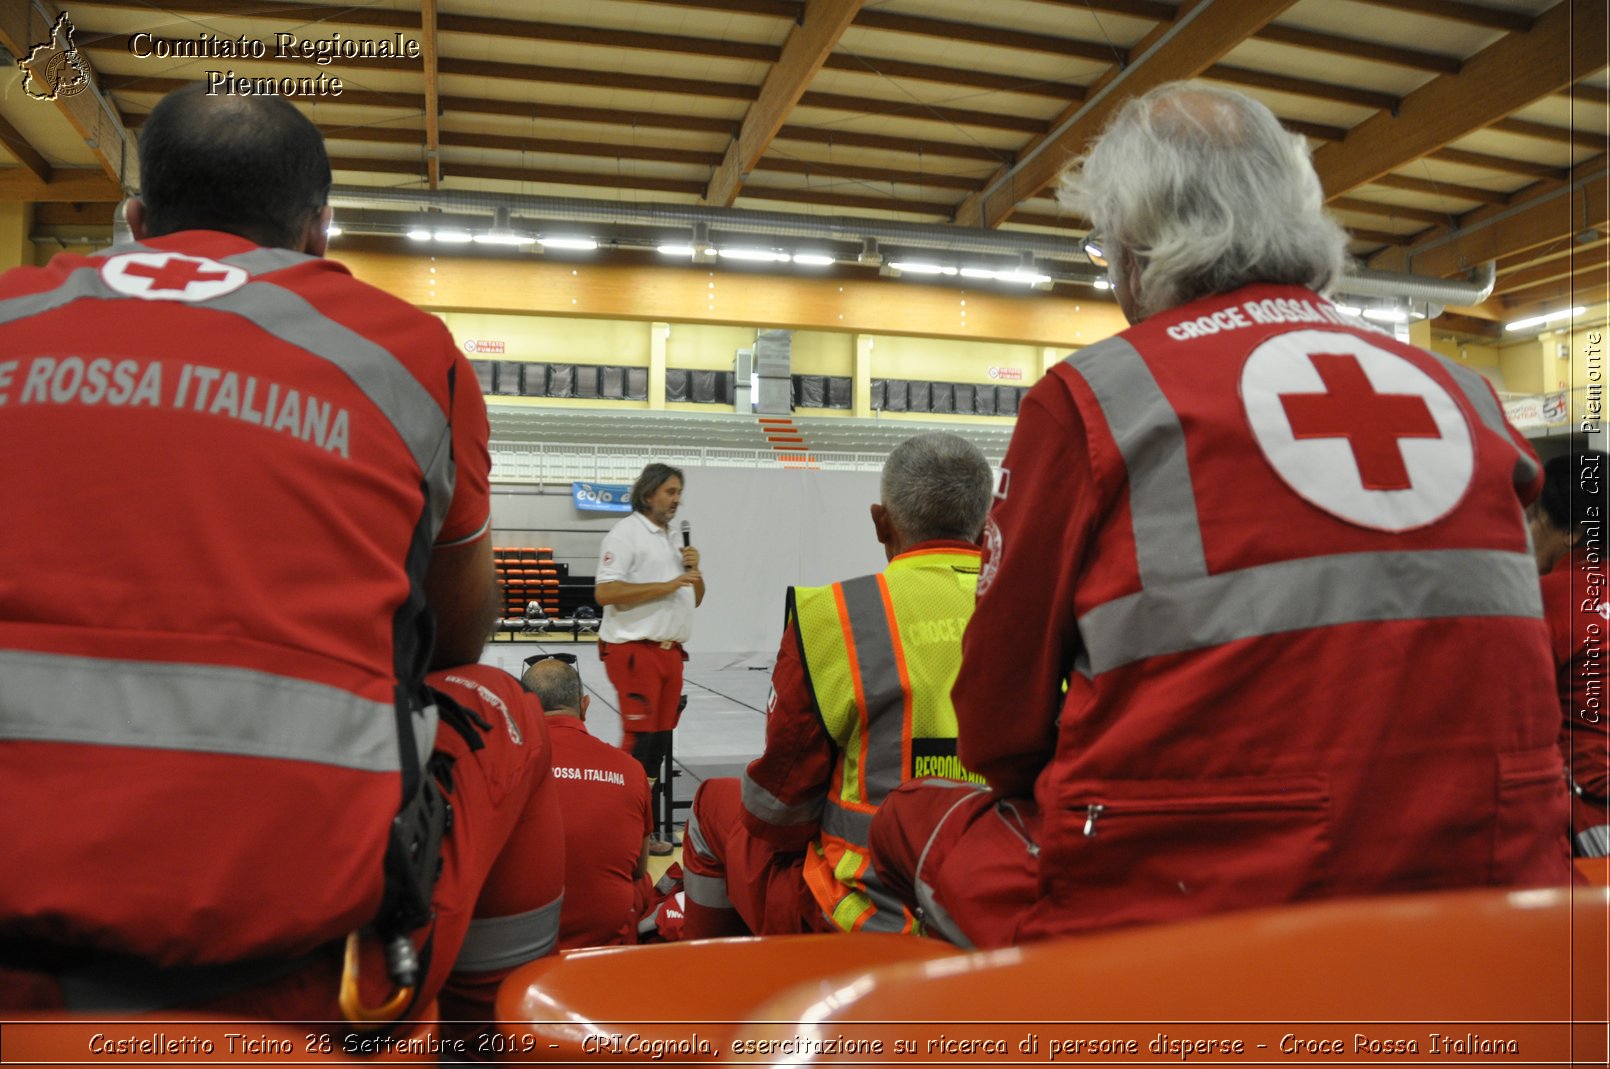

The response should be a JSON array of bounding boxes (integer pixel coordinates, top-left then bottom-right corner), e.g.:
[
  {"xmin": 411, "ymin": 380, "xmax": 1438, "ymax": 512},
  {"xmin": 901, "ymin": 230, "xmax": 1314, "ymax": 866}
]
[{"xmin": 680, "ymin": 520, "xmax": 693, "ymax": 571}]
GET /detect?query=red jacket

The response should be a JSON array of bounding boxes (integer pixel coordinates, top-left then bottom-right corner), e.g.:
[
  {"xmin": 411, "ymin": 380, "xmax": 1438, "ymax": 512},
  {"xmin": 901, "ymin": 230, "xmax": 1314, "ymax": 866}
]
[
  {"xmin": 1541, "ymin": 544, "xmax": 1610, "ymax": 838},
  {"xmin": 956, "ymin": 284, "xmax": 1573, "ymax": 940},
  {"xmin": 547, "ymin": 716, "xmax": 652, "ymax": 949},
  {"xmin": 0, "ymin": 232, "xmax": 489, "ymax": 964}
]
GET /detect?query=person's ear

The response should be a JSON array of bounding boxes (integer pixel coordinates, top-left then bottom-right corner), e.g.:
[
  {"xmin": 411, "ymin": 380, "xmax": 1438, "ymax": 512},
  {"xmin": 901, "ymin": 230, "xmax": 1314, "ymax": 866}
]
[
  {"xmin": 302, "ymin": 205, "xmax": 332, "ymax": 257},
  {"xmin": 579, "ymin": 693, "xmax": 590, "ymax": 721},
  {"xmin": 871, "ymin": 503, "xmax": 894, "ymax": 548},
  {"xmin": 124, "ymin": 198, "xmax": 148, "ymax": 241}
]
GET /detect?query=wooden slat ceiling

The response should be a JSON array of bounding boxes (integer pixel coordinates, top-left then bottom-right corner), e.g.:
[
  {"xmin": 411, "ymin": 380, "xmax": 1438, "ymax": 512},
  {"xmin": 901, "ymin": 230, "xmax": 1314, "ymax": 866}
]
[{"xmin": 3, "ymin": 0, "xmax": 1606, "ymax": 336}]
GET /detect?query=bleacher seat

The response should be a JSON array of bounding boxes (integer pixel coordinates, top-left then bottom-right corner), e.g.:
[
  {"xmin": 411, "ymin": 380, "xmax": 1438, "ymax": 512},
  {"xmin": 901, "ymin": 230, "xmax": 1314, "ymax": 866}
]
[
  {"xmin": 494, "ymin": 934, "xmax": 960, "ymax": 1061},
  {"xmin": 733, "ymin": 887, "xmax": 1609, "ymax": 1066}
]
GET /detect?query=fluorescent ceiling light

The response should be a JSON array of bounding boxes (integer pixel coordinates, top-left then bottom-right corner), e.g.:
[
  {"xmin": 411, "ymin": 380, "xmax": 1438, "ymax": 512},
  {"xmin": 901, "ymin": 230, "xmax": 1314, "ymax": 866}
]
[
  {"xmin": 657, "ymin": 244, "xmax": 695, "ymax": 257},
  {"xmin": 959, "ymin": 267, "xmax": 996, "ymax": 279},
  {"xmin": 792, "ymin": 253, "xmax": 835, "ymax": 266},
  {"xmin": 995, "ymin": 270, "xmax": 1051, "ymax": 285},
  {"xmin": 718, "ymin": 247, "xmax": 790, "ymax": 262},
  {"xmin": 324, "ymin": 224, "xmax": 342, "ymax": 238},
  {"xmin": 433, "ymin": 229, "xmax": 472, "ymax": 243},
  {"xmin": 1333, "ymin": 304, "xmax": 1362, "ymax": 316},
  {"xmin": 406, "ymin": 228, "xmax": 432, "ymax": 241},
  {"xmin": 1362, "ymin": 308, "xmax": 1407, "ymax": 323},
  {"xmin": 888, "ymin": 261, "xmax": 956, "ymax": 276},
  {"xmin": 474, "ymin": 231, "xmax": 535, "ymax": 245},
  {"xmin": 1506, "ymin": 306, "xmax": 1585, "ymax": 332},
  {"xmin": 538, "ymin": 236, "xmax": 598, "ymax": 251},
  {"xmin": 1093, "ymin": 279, "xmax": 1111, "ymax": 290}
]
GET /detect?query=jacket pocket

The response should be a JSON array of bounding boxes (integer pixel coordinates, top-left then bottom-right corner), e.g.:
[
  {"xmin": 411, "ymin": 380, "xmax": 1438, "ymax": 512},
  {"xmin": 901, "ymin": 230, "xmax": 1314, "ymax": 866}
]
[
  {"xmin": 1039, "ymin": 773, "xmax": 1331, "ymax": 929},
  {"xmin": 1492, "ymin": 746, "xmax": 1571, "ymax": 882}
]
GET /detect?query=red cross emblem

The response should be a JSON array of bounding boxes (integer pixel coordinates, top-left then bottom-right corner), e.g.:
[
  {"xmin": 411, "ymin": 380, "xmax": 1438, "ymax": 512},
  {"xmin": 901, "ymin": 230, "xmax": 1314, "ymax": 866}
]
[
  {"xmin": 1279, "ymin": 353, "xmax": 1441, "ymax": 491},
  {"xmin": 120, "ymin": 256, "xmax": 232, "ymax": 292},
  {"xmin": 1240, "ymin": 329, "xmax": 1473, "ymax": 532},
  {"xmin": 100, "ymin": 252, "xmax": 248, "ymax": 302}
]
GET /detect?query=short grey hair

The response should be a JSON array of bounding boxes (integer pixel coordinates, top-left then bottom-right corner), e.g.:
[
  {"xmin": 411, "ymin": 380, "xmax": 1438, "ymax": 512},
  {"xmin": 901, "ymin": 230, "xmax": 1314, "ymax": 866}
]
[
  {"xmin": 1058, "ymin": 81, "xmax": 1349, "ymax": 320},
  {"xmin": 881, "ymin": 432, "xmax": 993, "ymax": 543},
  {"xmin": 630, "ymin": 463, "xmax": 684, "ymax": 512},
  {"xmin": 521, "ymin": 658, "xmax": 583, "ymax": 714}
]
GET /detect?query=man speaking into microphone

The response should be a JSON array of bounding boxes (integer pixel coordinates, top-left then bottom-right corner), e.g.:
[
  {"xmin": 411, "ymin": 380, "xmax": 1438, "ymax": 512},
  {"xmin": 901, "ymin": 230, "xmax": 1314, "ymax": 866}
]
[{"xmin": 594, "ymin": 463, "xmax": 704, "ymax": 853}]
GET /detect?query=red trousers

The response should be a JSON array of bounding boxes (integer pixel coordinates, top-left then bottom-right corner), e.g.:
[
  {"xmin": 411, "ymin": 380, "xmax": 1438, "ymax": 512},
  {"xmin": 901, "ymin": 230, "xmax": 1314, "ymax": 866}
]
[
  {"xmin": 601, "ymin": 639, "xmax": 686, "ymax": 751},
  {"xmin": 868, "ymin": 779, "xmax": 1042, "ymax": 949},
  {"xmin": 681, "ymin": 778, "xmax": 829, "ymax": 939}
]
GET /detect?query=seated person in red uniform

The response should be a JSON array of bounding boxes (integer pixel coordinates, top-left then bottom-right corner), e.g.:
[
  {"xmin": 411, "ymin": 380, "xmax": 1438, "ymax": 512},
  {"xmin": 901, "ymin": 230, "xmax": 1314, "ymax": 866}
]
[
  {"xmin": 681, "ymin": 433, "xmax": 993, "ymax": 939},
  {"xmin": 520, "ymin": 655, "xmax": 655, "ymax": 948},
  {"xmin": 1528, "ymin": 450, "xmax": 1610, "ymax": 856},
  {"xmin": 0, "ymin": 83, "xmax": 560, "ymax": 1026},
  {"xmin": 870, "ymin": 81, "xmax": 1573, "ymax": 950}
]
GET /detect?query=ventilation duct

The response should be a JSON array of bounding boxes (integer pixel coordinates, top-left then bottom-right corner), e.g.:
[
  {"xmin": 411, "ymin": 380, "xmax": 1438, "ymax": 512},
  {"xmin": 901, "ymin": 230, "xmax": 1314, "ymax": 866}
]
[{"xmin": 1333, "ymin": 262, "xmax": 1496, "ymax": 309}]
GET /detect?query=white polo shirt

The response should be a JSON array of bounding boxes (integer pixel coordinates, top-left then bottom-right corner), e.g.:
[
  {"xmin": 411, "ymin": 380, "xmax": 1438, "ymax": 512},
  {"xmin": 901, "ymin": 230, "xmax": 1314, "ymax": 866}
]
[{"xmin": 595, "ymin": 510, "xmax": 696, "ymax": 644}]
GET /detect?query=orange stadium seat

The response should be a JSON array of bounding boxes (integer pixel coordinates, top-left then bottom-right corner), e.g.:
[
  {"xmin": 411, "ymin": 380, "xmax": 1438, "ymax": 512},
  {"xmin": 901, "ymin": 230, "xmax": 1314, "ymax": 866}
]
[
  {"xmin": 494, "ymin": 933, "xmax": 960, "ymax": 1062},
  {"xmin": 1576, "ymin": 856, "xmax": 1610, "ymax": 886},
  {"xmin": 734, "ymin": 887, "xmax": 1609, "ymax": 1067}
]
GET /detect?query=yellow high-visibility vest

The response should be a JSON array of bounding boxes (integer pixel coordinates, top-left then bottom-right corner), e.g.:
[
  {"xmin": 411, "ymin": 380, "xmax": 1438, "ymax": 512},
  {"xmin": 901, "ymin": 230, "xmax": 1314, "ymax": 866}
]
[{"xmin": 790, "ymin": 546, "xmax": 983, "ymax": 933}]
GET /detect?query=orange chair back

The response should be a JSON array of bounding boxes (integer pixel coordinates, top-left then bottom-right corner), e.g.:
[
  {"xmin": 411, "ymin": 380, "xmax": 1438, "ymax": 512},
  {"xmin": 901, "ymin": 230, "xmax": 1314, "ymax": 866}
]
[
  {"xmin": 495, "ymin": 933, "xmax": 958, "ymax": 1061},
  {"xmin": 737, "ymin": 888, "xmax": 1609, "ymax": 1066},
  {"xmin": 1575, "ymin": 855, "xmax": 1609, "ymax": 886}
]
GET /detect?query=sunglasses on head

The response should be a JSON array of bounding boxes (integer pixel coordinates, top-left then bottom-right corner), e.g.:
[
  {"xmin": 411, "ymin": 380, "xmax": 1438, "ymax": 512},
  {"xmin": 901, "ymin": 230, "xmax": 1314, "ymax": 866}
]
[
  {"xmin": 1082, "ymin": 230, "xmax": 1108, "ymax": 269},
  {"xmin": 521, "ymin": 651, "xmax": 581, "ymax": 687}
]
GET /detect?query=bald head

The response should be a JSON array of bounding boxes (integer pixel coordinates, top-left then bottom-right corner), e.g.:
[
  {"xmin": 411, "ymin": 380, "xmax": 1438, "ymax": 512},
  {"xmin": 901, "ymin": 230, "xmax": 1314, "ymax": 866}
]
[
  {"xmin": 135, "ymin": 82, "xmax": 332, "ymax": 249},
  {"xmin": 521, "ymin": 658, "xmax": 584, "ymax": 717}
]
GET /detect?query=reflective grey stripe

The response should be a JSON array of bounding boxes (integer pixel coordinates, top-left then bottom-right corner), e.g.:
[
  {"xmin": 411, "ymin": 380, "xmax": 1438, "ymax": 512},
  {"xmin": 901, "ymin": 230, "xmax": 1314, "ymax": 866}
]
[
  {"xmin": 0, "ymin": 246, "xmax": 456, "ymax": 540},
  {"xmin": 1576, "ymin": 825, "xmax": 1610, "ymax": 859},
  {"xmin": 453, "ymin": 894, "xmax": 562, "ymax": 972},
  {"xmin": 822, "ymin": 799, "xmax": 873, "ymax": 848},
  {"xmin": 839, "ymin": 574, "xmax": 906, "ymax": 804},
  {"xmin": 1441, "ymin": 358, "xmax": 1540, "ymax": 487},
  {"xmin": 0, "ymin": 648, "xmax": 415, "ymax": 772},
  {"xmin": 684, "ymin": 871, "xmax": 733, "ymax": 910},
  {"xmin": 741, "ymin": 769, "xmax": 824, "ymax": 827},
  {"xmin": 1079, "ymin": 548, "xmax": 1543, "ymax": 675},
  {"xmin": 685, "ymin": 804, "xmax": 716, "ymax": 862},
  {"xmin": 1066, "ymin": 337, "xmax": 1208, "ymax": 585},
  {"xmin": 202, "ymin": 284, "xmax": 454, "ymax": 538},
  {"xmin": 219, "ymin": 246, "xmax": 316, "ymax": 276},
  {"xmin": 910, "ymin": 784, "xmax": 992, "ymax": 948}
]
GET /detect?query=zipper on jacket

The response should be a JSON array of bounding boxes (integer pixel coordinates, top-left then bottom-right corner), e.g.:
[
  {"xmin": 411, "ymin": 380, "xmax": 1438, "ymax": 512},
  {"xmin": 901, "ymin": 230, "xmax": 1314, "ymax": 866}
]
[
  {"xmin": 998, "ymin": 800, "xmax": 1041, "ymax": 857},
  {"xmin": 1082, "ymin": 803, "xmax": 1105, "ymax": 837}
]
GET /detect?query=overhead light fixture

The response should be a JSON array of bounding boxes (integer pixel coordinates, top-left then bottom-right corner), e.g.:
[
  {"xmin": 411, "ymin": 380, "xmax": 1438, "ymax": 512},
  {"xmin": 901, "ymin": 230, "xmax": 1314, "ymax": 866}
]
[
  {"xmin": 792, "ymin": 252, "xmax": 835, "ymax": 266},
  {"xmin": 406, "ymin": 227, "xmax": 432, "ymax": 241},
  {"xmin": 474, "ymin": 207, "xmax": 536, "ymax": 245},
  {"xmin": 1333, "ymin": 303, "xmax": 1363, "ymax": 316},
  {"xmin": 657, "ymin": 244, "xmax": 695, "ymax": 257},
  {"xmin": 538, "ymin": 236, "xmax": 598, "ymax": 251},
  {"xmin": 718, "ymin": 247, "xmax": 790, "ymax": 262},
  {"xmin": 1093, "ymin": 279, "xmax": 1111, "ymax": 291},
  {"xmin": 325, "ymin": 222, "xmax": 342, "ymax": 238},
  {"xmin": 433, "ymin": 229, "xmax": 472, "ymax": 244},
  {"xmin": 888, "ymin": 261, "xmax": 956, "ymax": 276},
  {"xmin": 1506, "ymin": 306, "xmax": 1585, "ymax": 332},
  {"xmin": 995, "ymin": 269, "xmax": 1051, "ymax": 286},
  {"xmin": 856, "ymin": 237, "xmax": 882, "ymax": 267},
  {"xmin": 959, "ymin": 266, "xmax": 996, "ymax": 279}
]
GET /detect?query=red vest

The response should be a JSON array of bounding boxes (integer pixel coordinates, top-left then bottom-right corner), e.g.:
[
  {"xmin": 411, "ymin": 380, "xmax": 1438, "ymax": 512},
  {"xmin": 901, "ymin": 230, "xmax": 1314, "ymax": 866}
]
[
  {"xmin": 1021, "ymin": 285, "xmax": 1571, "ymax": 938},
  {"xmin": 0, "ymin": 233, "xmax": 470, "ymax": 964}
]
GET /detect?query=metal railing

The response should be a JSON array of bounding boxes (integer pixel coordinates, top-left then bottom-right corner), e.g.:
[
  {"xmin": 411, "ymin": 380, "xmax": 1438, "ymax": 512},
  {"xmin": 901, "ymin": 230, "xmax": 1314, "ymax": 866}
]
[{"xmin": 490, "ymin": 441, "xmax": 905, "ymax": 482}]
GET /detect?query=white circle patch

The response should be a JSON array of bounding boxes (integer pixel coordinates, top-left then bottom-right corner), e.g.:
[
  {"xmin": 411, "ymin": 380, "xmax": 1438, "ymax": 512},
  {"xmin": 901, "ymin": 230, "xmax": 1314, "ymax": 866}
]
[
  {"xmin": 100, "ymin": 252, "xmax": 248, "ymax": 302},
  {"xmin": 977, "ymin": 515, "xmax": 1003, "ymax": 596},
  {"xmin": 1240, "ymin": 330, "xmax": 1473, "ymax": 532}
]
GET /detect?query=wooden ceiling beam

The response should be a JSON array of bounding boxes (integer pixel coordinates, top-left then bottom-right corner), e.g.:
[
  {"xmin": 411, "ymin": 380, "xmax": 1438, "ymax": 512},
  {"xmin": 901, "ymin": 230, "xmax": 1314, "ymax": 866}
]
[
  {"xmin": 1501, "ymin": 283, "xmax": 1610, "ymax": 323},
  {"xmin": 0, "ymin": 168, "xmax": 121, "ymax": 202},
  {"xmin": 705, "ymin": 0, "xmax": 863, "ymax": 206},
  {"xmin": 820, "ymin": 53, "xmax": 1085, "ymax": 102},
  {"xmin": 759, "ymin": 156, "xmax": 984, "ymax": 191},
  {"xmin": 1314, "ymin": 0, "xmax": 1605, "ymax": 200},
  {"xmin": 1346, "ymin": 0, "xmax": 1533, "ymax": 32},
  {"xmin": 1252, "ymin": 24, "xmax": 1461, "ymax": 74},
  {"xmin": 1495, "ymin": 241, "xmax": 1610, "ymax": 296},
  {"xmin": 956, "ymin": 0, "xmax": 1299, "ymax": 229},
  {"xmin": 1567, "ymin": 84, "xmax": 1610, "ymax": 106},
  {"xmin": 852, "ymin": 10, "xmax": 1122, "ymax": 64},
  {"xmin": 1429, "ymin": 147, "xmax": 1569, "ymax": 180},
  {"xmin": 1030, "ymin": 0, "xmax": 1176, "ymax": 22},
  {"xmin": 1204, "ymin": 65, "xmax": 1399, "ymax": 111},
  {"xmin": 737, "ymin": 183, "xmax": 955, "ymax": 216},
  {"xmin": 1331, "ymin": 197, "xmax": 1457, "ymax": 226},
  {"xmin": 1433, "ymin": 312, "xmax": 1505, "ymax": 338},
  {"xmin": 775, "ymin": 125, "xmax": 1008, "ymax": 164},
  {"xmin": 422, "ymin": 0, "xmax": 440, "ymax": 191},
  {"xmin": 0, "ymin": 114, "xmax": 52, "ymax": 183},
  {"xmin": 1387, "ymin": 167, "xmax": 1609, "ymax": 278},
  {"xmin": 1370, "ymin": 172, "xmax": 1510, "ymax": 206},
  {"xmin": 796, "ymin": 91, "xmax": 1046, "ymax": 133},
  {"xmin": 326, "ymin": 156, "xmax": 708, "ymax": 197},
  {"xmin": 1492, "ymin": 117, "xmax": 1607, "ymax": 150}
]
